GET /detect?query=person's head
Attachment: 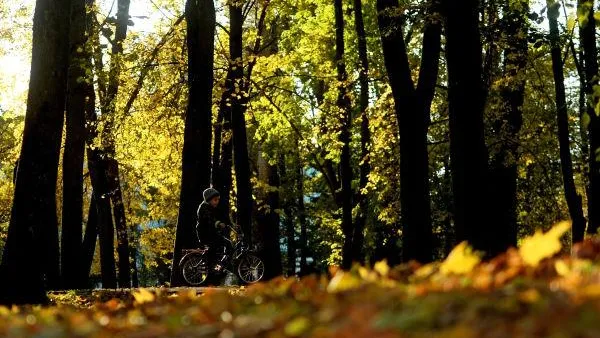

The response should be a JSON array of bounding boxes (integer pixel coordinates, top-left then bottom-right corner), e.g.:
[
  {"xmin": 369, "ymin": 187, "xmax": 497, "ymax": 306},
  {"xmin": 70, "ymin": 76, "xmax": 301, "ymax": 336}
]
[{"xmin": 203, "ymin": 188, "xmax": 220, "ymax": 208}]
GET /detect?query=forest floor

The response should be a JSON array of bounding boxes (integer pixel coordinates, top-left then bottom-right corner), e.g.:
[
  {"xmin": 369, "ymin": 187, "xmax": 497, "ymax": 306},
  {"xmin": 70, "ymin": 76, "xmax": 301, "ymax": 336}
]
[{"xmin": 3, "ymin": 222, "xmax": 600, "ymax": 337}]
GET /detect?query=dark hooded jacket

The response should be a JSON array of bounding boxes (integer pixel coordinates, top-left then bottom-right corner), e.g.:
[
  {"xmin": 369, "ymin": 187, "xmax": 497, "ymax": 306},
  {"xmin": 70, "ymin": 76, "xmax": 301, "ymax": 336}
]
[{"xmin": 196, "ymin": 188, "xmax": 228, "ymax": 246}]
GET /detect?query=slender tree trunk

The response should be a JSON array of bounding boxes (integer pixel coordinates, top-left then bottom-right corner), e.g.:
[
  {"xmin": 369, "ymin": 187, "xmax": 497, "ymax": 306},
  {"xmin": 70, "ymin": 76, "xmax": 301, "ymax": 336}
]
[
  {"xmin": 87, "ymin": 152, "xmax": 117, "ymax": 288},
  {"xmin": 548, "ymin": 1, "xmax": 586, "ymax": 241},
  {"xmin": 377, "ymin": 0, "xmax": 439, "ymax": 262},
  {"xmin": 297, "ymin": 162, "xmax": 308, "ymax": 275},
  {"xmin": 351, "ymin": 0, "xmax": 370, "ymax": 264},
  {"xmin": 487, "ymin": 0, "xmax": 528, "ymax": 253},
  {"xmin": 229, "ymin": 2, "xmax": 254, "ymax": 241},
  {"xmin": 62, "ymin": 0, "xmax": 91, "ymax": 290},
  {"xmin": 86, "ymin": 85, "xmax": 117, "ymax": 288},
  {"xmin": 212, "ymin": 69, "xmax": 236, "ymax": 220},
  {"xmin": 334, "ymin": 0, "xmax": 354, "ymax": 269},
  {"xmin": 81, "ymin": 195, "xmax": 98, "ymax": 286},
  {"xmin": 170, "ymin": 0, "xmax": 215, "ymax": 286},
  {"xmin": 212, "ymin": 108, "xmax": 224, "ymax": 184},
  {"xmin": 280, "ymin": 155, "xmax": 297, "ymax": 276},
  {"xmin": 130, "ymin": 228, "xmax": 140, "ymax": 288},
  {"xmin": 0, "ymin": 0, "xmax": 71, "ymax": 304},
  {"xmin": 99, "ymin": 0, "xmax": 132, "ymax": 288},
  {"xmin": 257, "ymin": 150, "xmax": 283, "ymax": 279},
  {"xmin": 443, "ymin": 0, "xmax": 490, "ymax": 252},
  {"xmin": 578, "ymin": 0, "xmax": 600, "ymax": 235}
]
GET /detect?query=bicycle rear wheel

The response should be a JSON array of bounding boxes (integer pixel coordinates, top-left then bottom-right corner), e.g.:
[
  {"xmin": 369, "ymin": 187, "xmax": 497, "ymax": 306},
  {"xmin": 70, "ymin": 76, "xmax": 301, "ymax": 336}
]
[{"xmin": 181, "ymin": 253, "xmax": 209, "ymax": 286}]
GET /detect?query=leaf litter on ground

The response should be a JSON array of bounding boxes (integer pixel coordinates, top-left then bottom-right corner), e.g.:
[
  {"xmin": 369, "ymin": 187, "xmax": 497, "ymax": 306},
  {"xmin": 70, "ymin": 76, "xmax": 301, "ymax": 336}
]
[{"xmin": 3, "ymin": 222, "xmax": 600, "ymax": 337}]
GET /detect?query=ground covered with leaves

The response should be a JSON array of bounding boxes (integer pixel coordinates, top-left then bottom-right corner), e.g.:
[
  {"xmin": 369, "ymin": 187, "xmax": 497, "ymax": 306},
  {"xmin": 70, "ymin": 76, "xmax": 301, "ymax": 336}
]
[{"xmin": 3, "ymin": 222, "xmax": 600, "ymax": 337}]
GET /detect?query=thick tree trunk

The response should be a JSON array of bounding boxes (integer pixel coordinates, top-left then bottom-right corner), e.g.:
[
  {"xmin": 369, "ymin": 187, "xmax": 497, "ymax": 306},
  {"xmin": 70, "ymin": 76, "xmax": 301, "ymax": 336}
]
[
  {"xmin": 443, "ymin": 0, "xmax": 490, "ymax": 252},
  {"xmin": 229, "ymin": 2, "xmax": 254, "ymax": 241},
  {"xmin": 548, "ymin": 1, "xmax": 586, "ymax": 241},
  {"xmin": 170, "ymin": 0, "xmax": 215, "ymax": 286},
  {"xmin": 487, "ymin": 0, "xmax": 528, "ymax": 253},
  {"xmin": 578, "ymin": 0, "xmax": 600, "ymax": 235},
  {"xmin": 334, "ymin": 0, "xmax": 354, "ymax": 270},
  {"xmin": 62, "ymin": 0, "xmax": 92, "ymax": 290},
  {"xmin": 377, "ymin": 0, "xmax": 439, "ymax": 262},
  {"xmin": 351, "ymin": 0, "xmax": 370, "ymax": 264},
  {"xmin": 0, "ymin": 0, "xmax": 71, "ymax": 304}
]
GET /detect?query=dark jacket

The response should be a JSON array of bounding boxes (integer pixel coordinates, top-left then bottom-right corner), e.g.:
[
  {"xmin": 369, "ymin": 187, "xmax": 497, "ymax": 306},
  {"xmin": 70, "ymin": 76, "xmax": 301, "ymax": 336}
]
[{"xmin": 196, "ymin": 202, "xmax": 220, "ymax": 245}]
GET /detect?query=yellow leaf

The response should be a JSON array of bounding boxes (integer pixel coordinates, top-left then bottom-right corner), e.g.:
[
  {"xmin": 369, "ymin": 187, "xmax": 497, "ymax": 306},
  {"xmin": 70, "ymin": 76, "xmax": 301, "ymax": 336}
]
[
  {"xmin": 327, "ymin": 271, "xmax": 361, "ymax": 293},
  {"xmin": 518, "ymin": 289, "xmax": 541, "ymax": 303},
  {"xmin": 132, "ymin": 288, "xmax": 155, "ymax": 305},
  {"xmin": 440, "ymin": 242, "xmax": 481, "ymax": 275},
  {"xmin": 555, "ymin": 259, "xmax": 570, "ymax": 276},
  {"xmin": 374, "ymin": 260, "xmax": 390, "ymax": 276},
  {"xmin": 284, "ymin": 316, "xmax": 311, "ymax": 336},
  {"xmin": 519, "ymin": 221, "xmax": 570, "ymax": 267}
]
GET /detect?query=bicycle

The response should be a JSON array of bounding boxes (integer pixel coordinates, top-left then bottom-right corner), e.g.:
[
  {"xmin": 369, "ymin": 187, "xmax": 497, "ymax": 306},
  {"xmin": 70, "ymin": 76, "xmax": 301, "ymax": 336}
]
[{"xmin": 179, "ymin": 226, "xmax": 265, "ymax": 286}]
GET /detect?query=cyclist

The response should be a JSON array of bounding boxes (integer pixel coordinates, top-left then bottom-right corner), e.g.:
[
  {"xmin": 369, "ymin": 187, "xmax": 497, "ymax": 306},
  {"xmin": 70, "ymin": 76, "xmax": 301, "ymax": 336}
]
[{"xmin": 196, "ymin": 188, "xmax": 236, "ymax": 271}]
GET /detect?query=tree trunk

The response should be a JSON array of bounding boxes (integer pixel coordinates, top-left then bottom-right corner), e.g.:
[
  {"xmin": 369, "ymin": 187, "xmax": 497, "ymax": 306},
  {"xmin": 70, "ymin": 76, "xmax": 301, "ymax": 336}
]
[
  {"xmin": 548, "ymin": 1, "xmax": 586, "ymax": 241},
  {"xmin": 443, "ymin": 0, "xmax": 490, "ymax": 252},
  {"xmin": 257, "ymin": 150, "xmax": 283, "ymax": 279},
  {"xmin": 62, "ymin": 0, "xmax": 91, "ymax": 290},
  {"xmin": 377, "ymin": 0, "xmax": 440, "ymax": 262},
  {"xmin": 578, "ymin": 0, "xmax": 600, "ymax": 235},
  {"xmin": 0, "ymin": 0, "xmax": 71, "ymax": 304},
  {"xmin": 280, "ymin": 155, "xmax": 297, "ymax": 276},
  {"xmin": 229, "ymin": 2, "xmax": 254, "ymax": 241},
  {"xmin": 212, "ymin": 107, "xmax": 224, "ymax": 183},
  {"xmin": 170, "ymin": 0, "xmax": 215, "ymax": 287},
  {"xmin": 334, "ymin": 0, "xmax": 354, "ymax": 270},
  {"xmin": 87, "ymin": 151, "xmax": 117, "ymax": 288},
  {"xmin": 351, "ymin": 0, "xmax": 370, "ymax": 264},
  {"xmin": 81, "ymin": 195, "xmax": 98, "ymax": 287},
  {"xmin": 214, "ymin": 69, "xmax": 235, "ymax": 220},
  {"xmin": 487, "ymin": 0, "xmax": 528, "ymax": 253}
]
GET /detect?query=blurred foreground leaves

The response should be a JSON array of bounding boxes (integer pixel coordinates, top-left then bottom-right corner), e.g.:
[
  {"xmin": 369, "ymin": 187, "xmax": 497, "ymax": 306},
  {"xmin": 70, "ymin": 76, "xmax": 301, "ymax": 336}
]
[{"xmin": 3, "ymin": 223, "xmax": 600, "ymax": 337}]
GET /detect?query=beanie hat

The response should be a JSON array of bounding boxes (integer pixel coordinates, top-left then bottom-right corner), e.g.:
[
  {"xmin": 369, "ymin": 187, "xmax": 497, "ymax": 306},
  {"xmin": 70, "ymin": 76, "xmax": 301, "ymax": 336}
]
[{"xmin": 203, "ymin": 187, "xmax": 220, "ymax": 202}]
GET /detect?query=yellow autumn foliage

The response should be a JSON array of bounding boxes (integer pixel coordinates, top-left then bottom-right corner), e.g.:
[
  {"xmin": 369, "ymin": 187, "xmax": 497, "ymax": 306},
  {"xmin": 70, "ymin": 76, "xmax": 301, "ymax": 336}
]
[
  {"xmin": 440, "ymin": 241, "xmax": 481, "ymax": 275},
  {"xmin": 519, "ymin": 221, "xmax": 571, "ymax": 267}
]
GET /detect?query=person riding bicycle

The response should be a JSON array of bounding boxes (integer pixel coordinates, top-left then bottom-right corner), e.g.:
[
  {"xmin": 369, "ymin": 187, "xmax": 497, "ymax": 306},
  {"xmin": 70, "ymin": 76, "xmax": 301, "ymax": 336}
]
[{"xmin": 196, "ymin": 188, "xmax": 238, "ymax": 271}]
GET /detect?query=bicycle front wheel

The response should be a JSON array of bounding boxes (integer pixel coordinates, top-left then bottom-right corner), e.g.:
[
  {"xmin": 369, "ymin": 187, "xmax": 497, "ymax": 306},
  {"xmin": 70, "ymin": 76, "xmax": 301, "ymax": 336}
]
[{"xmin": 237, "ymin": 254, "xmax": 265, "ymax": 284}]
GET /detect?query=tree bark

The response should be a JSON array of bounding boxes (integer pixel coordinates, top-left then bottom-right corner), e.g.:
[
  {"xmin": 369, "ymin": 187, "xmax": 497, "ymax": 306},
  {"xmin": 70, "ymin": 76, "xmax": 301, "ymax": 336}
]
[
  {"xmin": 213, "ymin": 66, "xmax": 237, "ymax": 220},
  {"xmin": 578, "ymin": 0, "xmax": 600, "ymax": 235},
  {"xmin": 86, "ymin": 86, "xmax": 117, "ymax": 289},
  {"xmin": 377, "ymin": 0, "xmax": 440, "ymax": 262},
  {"xmin": 81, "ymin": 195, "xmax": 98, "ymax": 286},
  {"xmin": 351, "ymin": 0, "xmax": 370, "ymax": 264},
  {"xmin": 443, "ymin": 0, "xmax": 491, "ymax": 252},
  {"xmin": 170, "ymin": 0, "xmax": 215, "ymax": 287},
  {"xmin": 280, "ymin": 155, "xmax": 297, "ymax": 276},
  {"xmin": 333, "ymin": 0, "xmax": 354, "ymax": 270},
  {"xmin": 487, "ymin": 0, "xmax": 528, "ymax": 253},
  {"xmin": 62, "ymin": 0, "xmax": 92, "ymax": 290},
  {"xmin": 548, "ymin": 1, "xmax": 586, "ymax": 241},
  {"xmin": 229, "ymin": 2, "xmax": 254, "ymax": 241},
  {"xmin": 0, "ymin": 0, "xmax": 71, "ymax": 304},
  {"xmin": 257, "ymin": 150, "xmax": 283, "ymax": 279},
  {"xmin": 100, "ymin": 0, "xmax": 132, "ymax": 288}
]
